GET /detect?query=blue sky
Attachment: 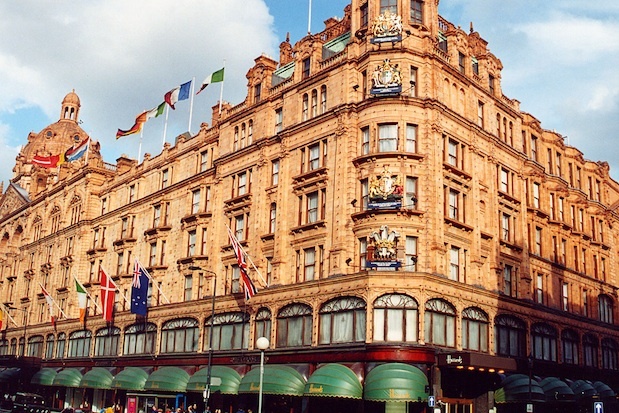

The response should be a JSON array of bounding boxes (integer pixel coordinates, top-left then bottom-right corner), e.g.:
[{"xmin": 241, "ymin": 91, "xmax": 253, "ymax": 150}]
[{"xmin": 0, "ymin": 0, "xmax": 618, "ymax": 187}]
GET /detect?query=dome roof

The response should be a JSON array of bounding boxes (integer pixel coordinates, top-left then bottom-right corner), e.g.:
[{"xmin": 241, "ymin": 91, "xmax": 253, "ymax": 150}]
[{"xmin": 62, "ymin": 89, "xmax": 81, "ymax": 107}]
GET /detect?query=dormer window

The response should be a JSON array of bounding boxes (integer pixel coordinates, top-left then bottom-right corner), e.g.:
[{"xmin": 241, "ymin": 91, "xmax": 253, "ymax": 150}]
[{"xmin": 302, "ymin": 58, "xmax": 311, "ymax": 79}]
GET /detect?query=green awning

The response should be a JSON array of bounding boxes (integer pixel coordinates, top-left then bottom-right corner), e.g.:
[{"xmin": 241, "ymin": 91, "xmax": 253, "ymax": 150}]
[
  {"xmin": 53, "ymin": 368, "xmax": 83, "ymax": 388},
  {"xmin": 495, "ymin": 374, "xmax": 545, "ymax": 403},
  {"xmin": 539, "ymin": 377, "xmax": 574, "ymax": 401},
  {"xmin": 187, "ymin": 366, "xmax": 242, "ymax": 394},
  {"xmin": 238, "ymin": 365, "xmax": 306, "ymax": 396},
  {"xmin": 144, "ymin": 367, "xmax": 190, "ymax": 393},
  {"xmin": 0, "ymin": 367, "xmax": 20, "ymax": 383},
  {"xmin": 80, "ymin": 367, "xmax": 113, "ymax": 389},
  {"xmin": 593, "ymin": 381, "xmax": 616, "ymax": 398},
  {"xmin": 31, "ymin": 368, "xmax": 58, "ymax": 386},
  {"xmin": 363, "ymin": 363, "xmax": 429, "ymax": 402},
  {"xmin": 570, "ymin": 380, "xmax": 597, "ymax": 399},
  {"xmin": 111, "ymin": 367, "xmax": 149, "ymax": 391},
  {"xmin": 304, "ymin": 364, "xmax": 362, "ymax": 399}
]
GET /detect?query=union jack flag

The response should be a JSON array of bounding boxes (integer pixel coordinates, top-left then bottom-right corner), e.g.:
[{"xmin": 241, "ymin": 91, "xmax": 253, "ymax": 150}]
[{"xmin": 227, "ymin": 227, "xmax": 258, "ymax": 300}]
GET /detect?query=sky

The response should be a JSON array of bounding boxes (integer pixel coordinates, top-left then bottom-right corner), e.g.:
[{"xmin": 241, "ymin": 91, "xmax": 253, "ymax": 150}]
[{"xmin": 0, "ymin": 0, "xmax": 618, "ymax": 188}]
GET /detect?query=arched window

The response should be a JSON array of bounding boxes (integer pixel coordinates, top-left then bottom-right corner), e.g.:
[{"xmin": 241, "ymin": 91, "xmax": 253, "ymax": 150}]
[
  {"xmin": 320, "ymin": 85, "xmax": 327, "ymax": 114},
  {"xmin": 373, "ymin": 293, "xmax": 418, "ymax": 342},
  {"xmin": 561, "ymin": 329, "xmax": 579, "ymax": 364},
  {"xmin": 531, "ymin": 323, "xmax": 557, "ymax": 361},
  {"xmin": 311, "ymin": 89, "xmax": 318, "ymax": 117},
  {"xmin": 248, "ymin": 120, "xmax": 254, "ymax": 144},
  {"xmin": 50, "ymin": 205, "xmax": 62, "ymax": 233},
  {"xmin": 583, "ymin": 334, "xmax": 598, "ymax": 367},
  {"xmin": 56, "ymin": 333, "xmax": 66, "ymax": 359},
  {"xmin": 462, "ymin": 307, "xmax": 488, "ymax": 352},
  {"xmin": 32, "ymin": 216, "xmax": 43, "ymax": 241},
  {"xmin": 94, "ymin": 327, "xmax": 120, "ymax": 356},
  {"xmin": 599, "ymin": 294, "xmax": 614, "ymax": 324},
  {"xmin": 424, "ymin": 298, "xmax": 456, "ymax": 347},
  {"xmin": 124, "ymin": 322, "xmax": 157, "ymax": 355},
  {"xmin": 161, "ymin": 318, "xmax": 199, "ymax": 353},
  {"xmin": 495, "ymin": 314, "xmax": 526, "ymax": 357},
  {"xmin": 319, "ymin": 296, "xmax": 366, "ymax": 344},
  {"xmin": 9, "ymin": 338, "xmax": 16, "ymax": 356},
  {"xmin": 69, "ymin": 196, "xmax": 82, "ymax": 225},
  {"xmin": 68, "ymin": 330, "xmax": 92, "ymax": 358},
  {"xmin": 602, "ymin": 338, "xmax": 618, "ymax": 370},
  {"xmin": 45, "ymin": 334, "xmax": 55, "ymax": 359},
  {"xmin": 0, "ymin": 339, "xmax": 8, "ymax": 356},
  {"xmin": 204, "ymin": 312, "xmax": 249, "ymax": 351},
  {"xmin": 276, "ymin": 303, "xmax": 312, "ymax": 347},
  {"xmin": 254, "ymin": 308, "xmax": 272, "ymax": 346},
  {"xmin": 27, "ymin": 335, "xmax": 44, "ymax": 358},
  {"xmin": 241, "ymin": 123, "xmax": 247, "ymax": 148},
  {"xmin": 233, "ymin": 126, "xmax": 239, "ymax": 150}
]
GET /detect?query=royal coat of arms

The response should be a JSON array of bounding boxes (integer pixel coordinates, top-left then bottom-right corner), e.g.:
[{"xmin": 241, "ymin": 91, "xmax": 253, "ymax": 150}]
[
  {"xmin": 370, "ymin": 59, "xmax": 402, "ymax": 94},
  {"xmin": 368, "ymin": 167, "xmax": 403, "ymax": 209},
  {"xmin": 370, "ymin": 10, "xmax": 403, "ymax": 40}
]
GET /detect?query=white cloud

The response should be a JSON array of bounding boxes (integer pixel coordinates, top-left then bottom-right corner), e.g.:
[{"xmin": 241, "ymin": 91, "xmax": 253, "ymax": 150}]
[{"xmin": 0, "ymin": 123, "xmax": 21, "ymax": 187}]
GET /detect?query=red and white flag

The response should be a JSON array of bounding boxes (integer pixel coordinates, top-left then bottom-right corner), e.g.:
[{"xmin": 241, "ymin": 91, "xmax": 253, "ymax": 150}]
[
  {"xmin": 227, "ymin": 227, "xmax": 258, "ymax": 300},
  {"xmin": 99, "ymin": 268, "xmax": 116, "ymax": 322},
  {"xmin": 41, "ymin": 286, "xmax": 56, "ymax": 329}
]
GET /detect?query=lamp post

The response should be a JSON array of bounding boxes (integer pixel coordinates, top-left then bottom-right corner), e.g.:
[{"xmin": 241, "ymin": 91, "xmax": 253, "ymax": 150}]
[
  {"xmin": 189, "ymin": 266, "xmax": 217, "ymax": 413},
  {"xmin": 256, "ymin": 337, "xmax": 269, "ymax": 413}
]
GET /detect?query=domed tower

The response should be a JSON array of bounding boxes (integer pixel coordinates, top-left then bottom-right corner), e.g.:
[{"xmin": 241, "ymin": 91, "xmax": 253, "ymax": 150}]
[{"xmin": 11, "ymin": 90, "xmax": 95, "ymax": 198}]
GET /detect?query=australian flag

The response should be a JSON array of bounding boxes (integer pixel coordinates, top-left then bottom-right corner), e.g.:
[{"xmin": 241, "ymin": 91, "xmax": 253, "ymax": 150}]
[{"xmin": 131, "ymin": 260, "xmax": 150, "ymax": 316}]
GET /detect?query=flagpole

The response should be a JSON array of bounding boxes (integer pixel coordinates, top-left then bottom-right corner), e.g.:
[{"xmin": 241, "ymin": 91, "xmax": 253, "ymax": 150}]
[
  {"xmin": 39, "ymin": 283, "xmax": 68, "ymax": 319},
  {"xmin": 163, "ymin": 104, "xmax": 170, "ymax": 149},
  {"xmin": 85, "ymin": 137, "xmax": 90, "ymax": 164},
  {"xmin": 101, "ymin": 266, "xmax": 132, "ymax": 305},
  {"xmin": 188, "ymin": 77, "xmax": 195, "ymax": 134},
  {"xmin": 0, "ymin": 302, "xmax": 18, "ymax": 327},
  {"xmin": 138, "ymin": 128, "xmax": 144, "ymax": 162},
  {"xmin": 226, "ymin": 225, "xmax": 268, "ymax": 287},
  {"xmin": 218, "ymin": 60, "xmax": 226, "ymax": 115},
  {"xmin": 136, "ymin": 259, "xmax": 171, "ymax": 304},
  {"xmin": 308, "ymin": 0, "xmax": 312, "ymax": 34}
]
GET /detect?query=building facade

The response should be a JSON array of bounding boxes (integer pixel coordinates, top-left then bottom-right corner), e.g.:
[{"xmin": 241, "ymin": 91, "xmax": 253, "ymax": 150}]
[{"xmin": 0, "ymin": 1, "xmax": 618, "ymax": 413}]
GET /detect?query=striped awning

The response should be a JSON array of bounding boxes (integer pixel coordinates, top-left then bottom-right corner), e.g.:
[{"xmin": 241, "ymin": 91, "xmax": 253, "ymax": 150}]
[
  {"xmin": 187, "ymin": 366, "xmax": 241, "ymax": 394},
  {"xmin": 303, "ymin": 364, "xmax": 362, "ymax": 399},
  {"xmin": 111, "ymin": 367, "xmax": 149, "ymax": 391},
  {"xmin": 363, "ymin": 363, "xmax": 428, "ymax": 402},
  {"xmin": 238, "ymin": 365, "xmax": 306, "ymax": 396}
]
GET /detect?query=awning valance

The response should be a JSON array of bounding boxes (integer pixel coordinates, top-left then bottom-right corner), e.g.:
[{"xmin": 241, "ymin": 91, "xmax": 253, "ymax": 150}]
[
  {"xmin": 593, "ymin": 381, "xmax": 616, "ymax": 398},
  {"xmin": 238, "ymin": 365, "xmax": 306, "ymax": 396},
  {"xmin": 0, "ymin": 367, "xmax": 20, "ymax": 383},
  {"xmin": 539, "ymin": 377, "xmax": 574, "ymax": 401},
  {"xmin": 187, "ymin": 366, "xmax": 242, "ymax": 394},
  {"xmin": 53, "ymin": 368, "xmax": 83, "ymax": 388},
  {"xmin": 144, "ymin": 367, "xmax": 190, "ymax": 393},
  {"xmin": 494, "ymin": 374, "xmax": 545, "ymax": 403},
  {"xmin": 111, "ymin": 367, "xmax": 149, "ymax": 391},
  {"xmin": 303, "ymin": 364, "xmax": 362, "ymax": 399},
  {"xmin": 80, "ymin": 367, "xmax": 113, "ymax": 389},
  {"xmin": 31, "ymin": 368, "xmax": 58, "ymax": 386},
  {"xmin": 363, "ymin": 363, "xmax": 428, "ymax": 402}
]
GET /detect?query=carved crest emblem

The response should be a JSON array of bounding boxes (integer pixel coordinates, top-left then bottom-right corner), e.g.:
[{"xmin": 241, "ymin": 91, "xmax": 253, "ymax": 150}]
[
  {"xmin": 369, "ymin": 167, "xmax": 403, "ymax": 201},
  {"xmin": 371, "ymin": 59, "xmax": 402, "ymax": 89},
  {"xmin": 371, "ymin": 10, "xmax": 403, "ymax": 38},
  {"xmin": 369, "ymin": 225, "xmax": 400, "ymax": 261}
]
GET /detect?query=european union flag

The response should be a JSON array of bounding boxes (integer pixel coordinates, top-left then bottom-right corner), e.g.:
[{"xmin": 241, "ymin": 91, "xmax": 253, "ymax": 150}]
[{"xmin": 131, "ymin": 260, "xmax": 150, "ymax": 316}]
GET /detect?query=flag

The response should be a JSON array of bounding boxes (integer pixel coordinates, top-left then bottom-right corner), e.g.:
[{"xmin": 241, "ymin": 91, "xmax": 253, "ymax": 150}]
[
  {"xmin": 100, "ymin": 268, "xmax": 116, "ymax": 322},
  {"xmin": 0, "ymin": 308, "xmax": 3, "ymax": 331},
  {"xmin": 41, "ymin": 286, "xmax": 56, "ymax": 329},
  {"xmin": 227, "ymin": 227, "xmax": 258, "ymax": 300},
  {"xmin": 197, "ymin": 68, "xmax": 224, "ymax": 95},
  {"xmin": 65, "ymin": 137, "xmax": 90, "ymax": 162},
  {"xmin": 164, "ymin": 80, "xmax": 192, "ymax": 109},
  {"xmin": 131, "ymin": 260, "xmax": 150, "ymax": 316},
  {"xmin": 116, "ymin": 111, "xmax": 148, "ymax": 139},
  {"xmin": 75, "ymin": 278, "xmax": 88, "ymax": 324},
  {"xmin": 31, "ymin": 154, "xmax": 64, "ymax": 168},
  {"xmin": 146, "ymin": 102, "xmax": 166, "ymax": 120}
]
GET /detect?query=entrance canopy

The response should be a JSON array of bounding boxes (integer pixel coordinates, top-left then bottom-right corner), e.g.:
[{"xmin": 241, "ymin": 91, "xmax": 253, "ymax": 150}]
[
  {"xmin": 31, "ymin": 368, "xmax": 57, "ymax": 386},
  {"xmin": 494, "ymin": 374, "xmax": 545, "ymax": 403},
  {"xmin": 80, "ymin": 367, "xmax": 113, "ymax": 389},
  {"xmin": 187, "ymin": 366, "xmax": 242, "ymax": 394},
  {"xmin": 144, "ymin": 367, "xmax": 190, "ymax": 393},
  {"xmin": 111, "ymin": 367, "xmax": 149, "ymax": 391},
  {"xmin": 303, "ymin": 363, "xmax": 362, "ymax": 399},
  {"xmin": 53, "ymin": 368, "xmax": 83, "ymax": 388},
  {"xmin": 363, "ymin": 363, "xmax": 429, "ymax": 402},
  {"xmin": 238, "ymin": 365, "xmax": 306, "ymax": 396}
]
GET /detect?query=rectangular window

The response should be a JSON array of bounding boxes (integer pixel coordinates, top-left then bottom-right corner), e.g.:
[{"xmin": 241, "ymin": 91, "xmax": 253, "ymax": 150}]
[
  {"xmin": 205, "ymin": 187, "xmax": 211, "ymax": 212},
  {"xmin": 320, "ymin": 85, "xmax": 327, "ymax": 113},
  {"xmin": 200, "ymin": 228, "xmax": 208, "ymax": 255},
  {"xmin": 489, "ymin": 75, "xmax": 495, "ymax": 95},
  {"xmin": 378, "ymin": 123, "xmax": 398, "ymax": 152},
  {"xmin": 534, "ymin": 227, "xmax": 542, "ymax": 255},
  {"xmin": 304, "ymin": 248, "xmax": 316, "ymax": 281},
  {"xmin": 307, "ymin": 191, "xmax": 319, "ymax": 223},
  {"xmin": 149, "ymin": 242, "xmax": 157, "ymax": 267},
  {"xmin": 275, "ymin": 108, "xmax": 283, "ymax": 133},
  {"xmin": 582, "ymin": 289, "xmax": 589, "ymax": 317},
  {"xmin": 406, "ymin": 176, "xmax": 418, "ymax": 209},
  {"xmin": 161, "ymin": 169, "xmax": 169, "ymax": 189},
  {"xmin": 530, "ymin": 135, "xmax": 538, "ymax": 161},
  {"xmin": 153, "ymin": 205, "xmax": 161, "ymax": 227},
  {"xmin": 361, "ymin": 127, "xmax": 370, "ymax": 154},
  {"xmin": 536, "ymin": 273, "xmax": 544, "ymax": 304},
  {"xmin": 360, "ymin": 2, "xmax": 368, "ymax": 27},
  {"xmin": 301, "ymin": 139, "xmax": 328, "ymax": 173},
  {"xmin": 500, "ymin": 168, "xmax": 509, "ymax": 193},
  {"xmin": 116, "ymin": 252, "xmax": 124, "ymax": 276},
  {"xmin": 191, "ymin": 189, "xmax": 201, "ymax": 214},
  {"xmin": 477, "ymin": 101, "xmax": 484, "ymax": 127},
  {"xmin": 562, "ymin": 282, "xmax": 569, "ymax": 311},
  {"xmin": 200, "ymin": 150, "xmax": 208, "ymax": 172},
  {"xmin": 380, "ymin": 0, "xmax": 397, "ymax": 15},
  {"xmin": 271, "ymin": 159, "xmax": 279, "ymax": 185},
  {"xmin": 160, "ymin": 240, "xmax": 167, "ymax": 266},
  {"xmin": 448, "ymin": 189, "xmax": 458, "ymax": 220},
  {"xmin": 472, "ymin": 56, "xmax": 479, "ymax": 76},
  {"xmin": 101, "ymin": 197, "xmax": 108, "ymax": 215},
  {"xmin": 533, "ymin": 183, "xmax": 540, "ymax": 208},
  {"xmin": 269, "ymin": 203, "xmax": 277, "ymax": 233},
  {"xmin": 184, "ymin": 275, "xmax": 193, "ymax": 302},
  {"xmin": 405, "ymin": 124, "xmax": 417, "ymax": 152},
  {"xmin": 129, "ymin": 184, "xmax": 136, "ymax": 203},
  {"xmin": 302, "ymin": 57, "xmax": 311, "ymax": 79},
  {"xmin": 458, "ymin": 52, "xmax": 465, "ymax": 74},
  {"xmin": 254, "ymin": 83, "xmax": 262, "ymax": 103},
  {"xmin": 302, "ymin": 94, "xmax": 308, "ymax": 121},
  {"xmin": 504, "ymin": 265, "xmax": 513, "ymax": 296},
  {"xmin": 410, "ymin": 66, "xmax": 418, "ymax": 97},
  {"xmin": 311, "ymin": 90, "xmax": 318, "ymax": 117},
  {"xmin": 406, "ymin": 236, "xmax": 417, "ymax": 271},
  {"xmin": 501, "ymin": 213, "xmax": 511, "ymax": 242},
  {"xmin": 410, "ymin": 0, "xmax": 423, "ymax": 24},
  {"xmin": 449, "ymin": 246, "xmax": 460, "ymax": 281},
  {"xmin": 235, "ymin": 214, "xmax": 245, "ymax": 241},
  {"xmin": 187, "ymin": 230, "xmax": 196, "ymax": 257}
]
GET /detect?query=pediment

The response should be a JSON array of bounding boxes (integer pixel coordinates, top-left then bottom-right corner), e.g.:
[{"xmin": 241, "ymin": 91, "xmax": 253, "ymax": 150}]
[{"xmin": 0, "ymin": 183, "xmax": 30, "ymax": 220}]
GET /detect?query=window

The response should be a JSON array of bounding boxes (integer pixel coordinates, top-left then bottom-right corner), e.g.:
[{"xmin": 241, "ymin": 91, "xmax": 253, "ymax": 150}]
[
  {"xmin": 472, "ymin": 56, "xmax": 479, "ymax": 76},
  {"xmin": 445, "ymin": 137, "xmax": 465, "ymax": 170},
  {"xmin": 602, "ymin": 338, "xmax": 618, "ymax": 370},
  {"xmin": 233, "ymin": 170, "xmax": 251, "ymax": 197},
  {"xmin": 128, "ymin": 184, "xmax": 136, "ymax": 203},
  {"xmin": 535, "ymin": 273, "xmax": 544, "ymax": 304},
  {"xmin": 495, "ymin": 315, "xmax": 526, "ymax": 357},
  {"xmin": 205, "ymin": 187, "xmax": 211, "ymax": 213},
  {"xmin": 503, "ymin": 265, "xmax": 514, "ymax": 296},
  {"xmin": 360, "ymin": 2, "xmax": 368, "ymax": 27},
  {"xmin": 160, "ymin": 318, "xmax": 199, "ymax": 353},
  {"xmin": 424, "ymin": 299, "xmax": 456, "ymax": 347},
  {"xmin": 373, "ymin": 294, "xmax": 418, "ymax": 342},
  {"xmin": 240, "ymin": 123, "xmax": 247, "ymax": 148},
  {"xmin": 319, "ymin": 297, "xmax": 366, "ymax": 344},
  {"xmin": 501, "ymin": 213, "xmax": 512, "ymax": 242},
  {"xmin": 153, "ymin": 205, "xmax": 162, "ymax": 227},
  {"xmin": 532, "ymin": 183, "xmax": 540, "ymax": 208},
  {"xmin": 311, "ymin": 89, "xmax": 318, "ymax": 117},
  {"xmin": 562, "ymin": 329, "xmax": 579, "ymax": 365},
  {"xmin": 378, "ymin": 123, "xmax": 398, "ymax": 152},
  {"xmin": 269, "ymin": 203, "xmax": 277, "ymax": 233},
  {"xmin": 462, "ymin": 307, "xmax": 488, "ymax": 352},
  {"xmin": 200, "ymin": 150, "xmax": 208, "ymax": 172},
  {"xmin": 488, "ymin": 74, "xmax": 495, "ymax": 95},
  {"xmin": 531, "ymin": 323, "xmax": 557, "ymax": 361},
  {"xmin": 320, "ymin": 85, "xmax": 327, "ymax": 113},
  {"xmin": 449, "ymin": 246, "xmax": 460, "ymax": 281},
  {"xmin": 68, "ymin": 330, "xmax": 92, "ymax": 358},
  {"xmin": 254, "ymin": 308, "xmax": 272, "ymax": 346},
  {"xmin": 583, "ymin": 334, "xmax": 599, "ymax": 367},
  {"xmin": 299, "ymin": 190, "xmax": 326, "ymax": 225},
  {"xmin": 405, "ymin": 236, "xmax": 417, "ymax": 270},
  {"xmin": 161, "ymin": 169, "xmax": 169, "ymax": 189},
  {"xmin": 50, "ymin": 207, "xmax": 61, "ymax": 233},
  {"xmin": 599, "ymin": 295, "xmax": 614, "ymax": 324},
  {"xmin": 94, "ymin": 327, "xmax": 120, "ymax": 356},
  {"xmin": 300, "ymin": 140, "xmax": 327, "ymax": 173},
  {"xmin": 405, "ymin": 177, "xmax": 418, "ymax": 209},
  {"xmin": 361, "ymin": 127, "xmax": 370, "ymax": 155},
  {"xmin": 530, "ymin": 135, "xmax": 538, "ymax": 161},
  {"xmin": 234, "ymin": 213, "xmax": 247, "ymax": 241},
  {"xmin": 184, "ymin": 275, "xmax": 193, "ymax": 301},
  {"xmin": 204, "ymin": 312, "xmax": 250, "ymax": 350},
  {"xmin": 101, "ymin": 198, "xmax": 108, "ymax": 215},
  {"xmin": 562, "ymin": 282, "xmax": 569, "ymax": 311},
  {"xmin": 458, "ymin": 52, "xmax": 465, "ymax": 74},
  {"xmin": 477, "ymin": 101, "xmax": 484, "ymax": 127},
  {"xmin": 124, "ymin": 322, "xmax": 156, "ymax": 355},
  {"xmin": 534, "ymin": 227, "xmax": 542, "ymax": 255},
  {"xmin": 359, "ymin": 237, "xmax": 367, "ymax": 270},
  {"xmin": 276, "ymin": 303, "xmax": 312, "ymax": 347},
  {"xmin": 380, "ymin": 0, "xmax": 397, "ymax": 14},
  {"xmin": 410, "ymin": 0, "xmax": 423, "ymax": 24},
  {"xmin": 446, "ymin": 187, "xmax": 466, "ymax": 222},
  {"xmin": 405, "ymin": 124, "xmax": 417, "ymax": 152},
  {"xmin": 302, "ymin": 57, "xmax": 311, "ymax": 79},
  {"xmin": 271, "ymin": 160, "xmax": 279, "ymax": 186},
  {"xmin": 187, "ymin": 230, "xmax": 196, "ymax": 257},
  {"xmin": 302, "ymin": 94, "xmax": 308, "ymax": 121},
  {"xmin": 69, "ymin": 197, "xmax": 81, "ymax": 225},
  {"xmin": 410, "ymin": 66, "xmax": 418, "ymax": 97},
  {"xmin": 233, "ymin": 126, "xmax": 239, "ymax": 150},
  {"xmin": 191, "ymin": 189, "xmax": 201, "ymax": 214},
  {"xmin": 254, "ymin": 83, "xmax": 262, "ymax": 103},
  {"xmin": 55, "ymin": 333, "xmax": 66, "ymax": 359},
  {"xmin": 27, "ymin": 336, "xmax": 44, "ymax": 358}
]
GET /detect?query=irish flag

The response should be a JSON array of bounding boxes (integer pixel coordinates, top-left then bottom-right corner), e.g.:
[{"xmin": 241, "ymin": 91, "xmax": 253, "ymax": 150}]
[
  {"xmin": 197, "ymin": 68, "xmax": 224, "ymax": 95},
  {"xmin": 75, "ymin": 278, "xmax": 88, "ymax": 324}
]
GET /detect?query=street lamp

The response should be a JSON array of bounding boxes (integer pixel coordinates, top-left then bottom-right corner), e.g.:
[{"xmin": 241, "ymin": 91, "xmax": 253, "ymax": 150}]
[
  {"xmin": 8, "ymin": 306, "xmax": 28, "ymax": 357},
  {"xmin": 256, "ymin": 336, "xmax": 269, "ymax": 413},
  {"xmin": 189, "ymin": 266, "xmax": 217, "ymax": 413}
]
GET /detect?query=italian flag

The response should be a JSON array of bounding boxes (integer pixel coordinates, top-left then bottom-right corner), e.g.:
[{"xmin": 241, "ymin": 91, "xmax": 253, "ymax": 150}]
[{"xmin": 75, "ymin": 279, "xmax": 88, "ymax": 324}]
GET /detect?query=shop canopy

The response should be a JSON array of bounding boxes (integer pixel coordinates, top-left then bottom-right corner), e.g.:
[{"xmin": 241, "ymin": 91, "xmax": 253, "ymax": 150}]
[
  {"xmin": 30, "ymin": 368, "xmax": 58, "ymax": 386},
  {"xmin": 539, "ymin": 377, "xmax": 574, "ymax": 401},
  {"xmin": 494, "ymin": 374, "xmax": 545, "ymax": 403},
  {"xmin": 363, "ymin": 363, "xmax": 429, "ymax": 402},
  {"xmin": 187, "ymin": 366, "xmax": 242, "ymax": 394},
  {"xmin": 111, "ymin": 367, "xmax": 149, "ymax": 391},
  {"xmin": 80, "ymin": 367, "xmax": 113, "ymax": 389},
  {"xmin": 144, "ymin": 367, "xmax": 190, "ymax": 393},
  {"xmin": 53, "ymin": 368, "xmax": 83, "ymax": 388},
  {"xmin": 303, "ymin": 364, "xmax": 363, "ymax": 399},
  {"xmin": 569, "ymin": 380, "xmax": 598, "ymax": 399},
  {"xmin": 593, "ymin": 381, "xmax": 616, "ymax": 398},
  {"xmin": 0, "ymin": 367, "xmax": 20, "ymax": 383},
  {"xmin": 238, "ymin": 365, "xmax": 306, "ymax": 396}
]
